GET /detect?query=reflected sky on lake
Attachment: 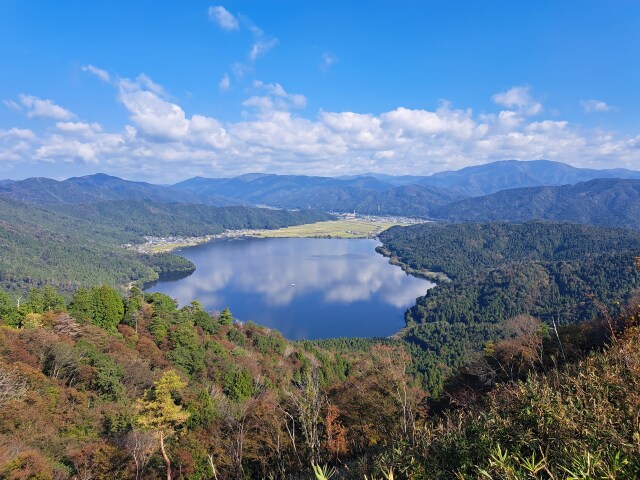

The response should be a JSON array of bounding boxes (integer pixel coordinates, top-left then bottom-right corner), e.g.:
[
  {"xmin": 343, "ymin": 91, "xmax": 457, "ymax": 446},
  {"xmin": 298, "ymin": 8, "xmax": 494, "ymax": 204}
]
[{"xmin": 147, "ymin": 238, "xmax": 433, "ymax": 340}]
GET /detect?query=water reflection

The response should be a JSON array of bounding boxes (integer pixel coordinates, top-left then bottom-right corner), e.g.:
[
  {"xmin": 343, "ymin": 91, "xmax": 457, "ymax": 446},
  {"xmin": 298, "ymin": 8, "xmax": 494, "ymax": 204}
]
[{"xmin": 147, "ymin": 238, "xmax": 433, "ymax": 340}]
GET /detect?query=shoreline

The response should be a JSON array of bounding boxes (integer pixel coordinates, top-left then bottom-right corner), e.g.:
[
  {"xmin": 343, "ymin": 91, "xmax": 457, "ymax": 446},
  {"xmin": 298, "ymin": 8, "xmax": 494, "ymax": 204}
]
[
  {"xmin": 375, "ymin": 245, "xmax": 451, "ymax": 283},
  {"xmin": 125, "ymin": 230, "xmax": 264, "ymax": 254},
  {"xmin": 136, "ymin": 229, "xmax": 441, "ymax": 343},
  {"xmin": 127, "ymin": 217, "xmax": 429, "ymax": 254}
]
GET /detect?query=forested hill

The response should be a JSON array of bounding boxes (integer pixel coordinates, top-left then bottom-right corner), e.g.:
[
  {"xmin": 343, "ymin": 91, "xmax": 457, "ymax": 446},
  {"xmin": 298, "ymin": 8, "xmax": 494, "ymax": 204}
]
[
  {"xmin": 379, "ymin": 221, "xmax": 640, "ymax": 392},
  {"xmin": 1, "ymin": 278, "xmax": 640, "ymax": 478},
  {"xmin": 0, "ymin": 197, "xmax": 333, "ymax": 294},
  {"xmin": 0, "ymin": 173, "xmax": 240, "ymax": 206},
  {"xmin": 434, "ymin": 178, "xmax": 640, "ymax": 229},
  {"xmin": 46, "ymin": 201, "xmax": 334, "ymax": 240}
]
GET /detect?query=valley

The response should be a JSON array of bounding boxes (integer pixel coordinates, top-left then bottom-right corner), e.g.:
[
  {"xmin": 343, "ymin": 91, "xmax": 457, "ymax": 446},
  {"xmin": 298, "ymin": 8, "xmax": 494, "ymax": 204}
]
[
  {"xmin": 2, "ymin": 160, "xmax": 640, "ymax": 479},
  {"xmin": 2, "ymin": 3, "xmax": 639, "ymax": 477}
]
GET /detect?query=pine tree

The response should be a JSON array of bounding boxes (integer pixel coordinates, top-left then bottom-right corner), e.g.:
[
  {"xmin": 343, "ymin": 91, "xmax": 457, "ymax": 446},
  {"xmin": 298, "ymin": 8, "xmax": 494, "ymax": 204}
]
[
  {"xmin": 219, "ymin": 307, "xmax": 234, "ymax": 326},
  {"xmin": 136, "ymin": 370, "xmax": 189, "ymax": 480}
]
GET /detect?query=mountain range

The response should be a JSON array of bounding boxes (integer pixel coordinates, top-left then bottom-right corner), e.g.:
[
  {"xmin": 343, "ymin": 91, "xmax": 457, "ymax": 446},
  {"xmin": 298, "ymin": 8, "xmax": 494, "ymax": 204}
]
[{"xmin": 2, "ymin": 160, "xmax": 640, "ymax": 228}]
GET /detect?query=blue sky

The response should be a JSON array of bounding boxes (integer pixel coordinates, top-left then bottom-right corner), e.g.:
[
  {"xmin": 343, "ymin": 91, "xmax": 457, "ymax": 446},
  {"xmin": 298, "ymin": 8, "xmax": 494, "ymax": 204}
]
[{"xmin": 0, "ymin": 1, "xmax": 638, "ymax": 182}]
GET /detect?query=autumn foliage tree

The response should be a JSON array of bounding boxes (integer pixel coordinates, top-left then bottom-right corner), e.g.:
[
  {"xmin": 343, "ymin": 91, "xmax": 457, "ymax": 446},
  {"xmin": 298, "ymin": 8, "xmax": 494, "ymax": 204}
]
[{"xmin": 136, "ymin": 370, "xmax": 190, "ymax": 480}]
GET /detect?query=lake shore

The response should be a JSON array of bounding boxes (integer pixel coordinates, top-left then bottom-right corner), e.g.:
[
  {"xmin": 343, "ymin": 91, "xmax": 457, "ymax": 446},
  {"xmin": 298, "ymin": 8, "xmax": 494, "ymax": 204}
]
[
  {"xmin": 128, "ymin": 216, "xmax": 429, "ymax": 253},
  {"xmin": 375, "ymin": 245, "xmax": 451, "ymax": 283}
]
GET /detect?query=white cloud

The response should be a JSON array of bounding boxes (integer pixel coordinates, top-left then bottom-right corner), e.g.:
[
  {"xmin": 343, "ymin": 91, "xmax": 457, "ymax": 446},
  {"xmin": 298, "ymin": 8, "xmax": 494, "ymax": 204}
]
[
  {"xmin": 117, "ymin": 78, "xmax": 189, "ymax": 139},
  {"xmin": 208, "ymin": 6, "xmax": 239, "ymax": 31},
  {"xmin": 116, "ymin": 75, "xmax": 230, "ymax": 149},
  {"xmin": 16, "ymin": 94, "xmax": 76, "ymax": 120},
  {"xmin": 56, "ymin": 121, "xmax": 103, "ymax": 136},
  {"xmin": 189, "ymin": 115, "xmax": 231, "ymax": 149},
  {"xmin": 581, "ymin": 99, "xmax": 614, "ymax": 113},
  {"xmin": 249, "ymin": 80, "xmax": 307, "ymax": 110},
  {"xmin": 492, "ymin": 86, "xmax": 542, "ymax": 116},
  {"xmin": 249, "ymin": 38, "xmax": 278, "ymax": 61},
  {"xmin": 219, "ymin": 73, "xmax": 231, "ymax": 91},
  {"xmin": 3, "ymin": 72, "xmax": 640, "ymax": 181},
  {"xmin": 3, "ymin": 100, "xmax": 21, "ymax": 112},
  {"xmin": 381, "ymin": 103, "xmax": 479, "ymax": 139},
  {"xmin": 320, "ymin": 52, "xmax": 337, "ymax": 72},
  {"xmin": 0, "ymin": 128, "xmax": 35, "ymax": 141},
  {"xmin": 231, "ymin": 62, "xmax": 251, "ymax": 79},
  {"xmin": 81, "ymin": 64, "xmax": 110, "ymax": 82},
  {"xmin": 136, "ymin": 73, "xmax": 166, "ymax": 97}
]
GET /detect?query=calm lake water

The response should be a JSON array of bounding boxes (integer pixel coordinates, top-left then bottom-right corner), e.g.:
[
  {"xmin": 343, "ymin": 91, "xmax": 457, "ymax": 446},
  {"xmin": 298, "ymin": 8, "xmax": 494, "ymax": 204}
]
[{"xmin": 146, "ymin": 238, "xmax": 433, "ymax": 340}]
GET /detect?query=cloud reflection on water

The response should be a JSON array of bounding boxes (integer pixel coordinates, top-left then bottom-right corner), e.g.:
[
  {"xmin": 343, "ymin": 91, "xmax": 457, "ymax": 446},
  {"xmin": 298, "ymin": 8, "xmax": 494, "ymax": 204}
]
[
  {"xmin": 149, "ymin": 238, "xmax": 433, "ymax": 338},
  {"xmin": 174, "ymin": 239, "xmax": 428, "ymax": 307}
]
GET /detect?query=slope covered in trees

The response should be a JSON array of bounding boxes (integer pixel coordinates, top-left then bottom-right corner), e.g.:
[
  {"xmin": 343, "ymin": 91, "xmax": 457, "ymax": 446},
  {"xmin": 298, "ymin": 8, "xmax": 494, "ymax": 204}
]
[
  {"xmin": 0, "ymin": 197, "xmax": 333, "ymax": 294},
  {"xmin": 434, "ymin": 178, "xmax": 640, "ymax": 229},
  {"xmin": 0, "ymin": 285, "xmax": 414, "ymax": 479},
  {"xmin": 1, "ymin": 281, "xmax": 639, "ymax": 479},
  {"xmin": 379, "ymin": 221, "xmax": 640, "ymax": 392}
]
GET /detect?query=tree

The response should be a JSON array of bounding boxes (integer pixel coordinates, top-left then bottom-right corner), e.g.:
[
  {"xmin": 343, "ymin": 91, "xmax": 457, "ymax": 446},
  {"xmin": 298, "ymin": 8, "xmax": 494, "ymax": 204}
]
[
  {"xmin": 91, "ymin": 285, "xmax": 125, "ymax": 331},
  {"xmin": 69, "ymin": 287, "xmax": 95, "ymax": 323},
  {"xmin": 69, "ymin": 285, "xmax": 124, "ymax": 331},
  {"xmin": 486, "ymin": 315, "xmax": 546, "ymax": 380},
  {"xmin": 0, "ymin": 365, "xmax": 28, "ymax": 406},
  {"xmin": 136, "ymin": 370, "xmax": 190, "ymax": 480},
  {"xmin": 325, "ymin": 404, "xmax": 348, "ymax": 460},
  {"xmin": 168, "ymin": 322, "xmax": 205, "ymax": 376},
  {"xmin": 285, "ymin": 371, "xmax": 326, "ymax": 464},
  {"xmin": 25, "ymin": 285, "xmax": 65, "ymax": 314},
  {"xmin": 219, "ymin": 307, "xmax": 234, "ymax": 326},
  {"xmin": 0, "ymin": 291, "xmax": 21, "ymax": 327},
  {"xmin": 224, "ymin": 367, "xmax": 254, "ymax": 402},
  {"xmin": 124, "ymin": 286, "xmax": 145, "ymax": 332},
  {"xmin": 146, "ymin": 292, "xmax": 177, "ymax": 314},
  {"xmin": 123, "ymin": 429, "xmax": 157, "ymax": 480}
]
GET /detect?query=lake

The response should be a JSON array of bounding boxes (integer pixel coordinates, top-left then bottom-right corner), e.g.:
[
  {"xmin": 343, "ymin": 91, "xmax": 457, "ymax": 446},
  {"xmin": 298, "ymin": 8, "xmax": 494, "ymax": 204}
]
[{"xmin": 146, "ymin": 237, "xmax": 433, "ymax": 340}]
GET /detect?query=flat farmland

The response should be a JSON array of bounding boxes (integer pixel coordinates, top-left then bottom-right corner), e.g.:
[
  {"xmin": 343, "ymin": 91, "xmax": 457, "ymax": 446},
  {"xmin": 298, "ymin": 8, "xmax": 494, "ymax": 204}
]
[{"xmin": 254, "ymin": 218, "xmax": 408, "ymax": 239}]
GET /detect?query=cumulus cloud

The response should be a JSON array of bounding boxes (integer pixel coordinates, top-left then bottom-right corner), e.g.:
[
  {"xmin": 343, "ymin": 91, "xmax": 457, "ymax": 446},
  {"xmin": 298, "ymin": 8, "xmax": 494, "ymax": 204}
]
[
  {"xmin": 81, "ymin": 64, "xmax": 110, "ymax": 82},
  {"xmin": 14, "ymin": 94, "xmax": 76, "ymax": 120},
  {"xmin": 117, "ymin": 78, "xmax": 189, "ymax": 139},
  {"xmin": 2, "ymin": 72, "xmax": 640, "ymax": 181},
  {"xmin": 581, "ymin": 99, "xmax": 614, "ymax": 113},
  {"xmin": 208, "ymin": 6, "xmax": 239, "ymax": 31},
  {"xmin": 492, "ymin": 86, "xmax": 542, "ymax": 116},
  {"xmin": 116, "ymin": 75, "xmax": 231, "ymax": 148}
]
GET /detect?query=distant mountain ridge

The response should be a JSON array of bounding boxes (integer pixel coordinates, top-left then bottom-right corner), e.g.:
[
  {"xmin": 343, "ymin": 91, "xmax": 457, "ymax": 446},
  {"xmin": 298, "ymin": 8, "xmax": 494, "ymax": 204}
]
[
  {"xmin": 3, "ymin": 160, "xmax": 640, "ymax": 224},
  {"xmin": 434, "ymin": 178, "xmax": 640, "ymax": 230},
  {"xmin": 0, "ymin": 173, "xmax": 240, "ymax": 206},
  {"xmin": 417, "ymin": 159, "xmax": 640, "ymax": 196},
  {"xmin": 339, "ymin": 160, "xmax": 640, "ymax": 196}
]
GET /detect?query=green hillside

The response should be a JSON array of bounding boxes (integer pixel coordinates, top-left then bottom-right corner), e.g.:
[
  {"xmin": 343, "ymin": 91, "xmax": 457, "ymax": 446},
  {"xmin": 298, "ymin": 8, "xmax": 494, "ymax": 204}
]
[
  {"xmin": 0, "ymin": 197, "xmax": 333, "ymax": 294},
  {"xmin": 379, "ymin": 221, "xmax": 640, "ymax": 392}
]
